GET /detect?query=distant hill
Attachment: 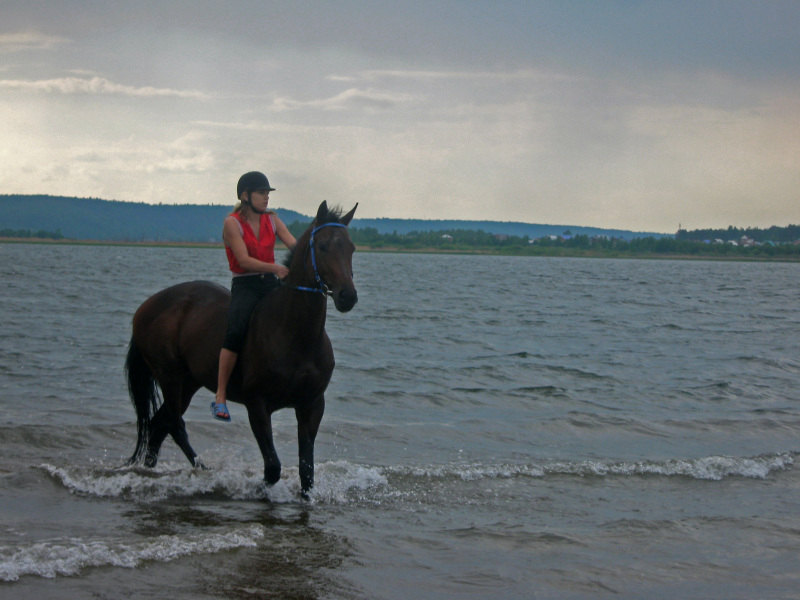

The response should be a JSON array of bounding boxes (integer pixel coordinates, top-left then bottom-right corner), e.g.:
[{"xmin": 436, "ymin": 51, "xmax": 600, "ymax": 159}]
[
  {"xmin": 0, "ymin": 195, "xmax": 669, "ymax": 242},
  {"xmin": 348, "ymin": 217, "xmax": 668, "ymax": 240},
  {"xmin": 0, "ymin": 195, "xmax": 307, "ymax": 243}
]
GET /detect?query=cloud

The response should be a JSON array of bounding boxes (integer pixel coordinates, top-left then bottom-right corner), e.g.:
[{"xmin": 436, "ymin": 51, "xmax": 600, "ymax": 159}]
[
  {"xmin": 74, "ymin": 132, "xmax": 216, "ymax": 174},
  {"xmin": 355, "ymin": 68, "xmax": 573, "ymax": 83},
  {"xmin": 0, "ymin": 31, "xmax": 68, "ymax": 53},
  {"xmin": 271, "ymin": 88, "xmax": 416, "ymax": 111},
  {"xmin": 0, "ymin": 75, "xmax": 210, "ymax": 99}
]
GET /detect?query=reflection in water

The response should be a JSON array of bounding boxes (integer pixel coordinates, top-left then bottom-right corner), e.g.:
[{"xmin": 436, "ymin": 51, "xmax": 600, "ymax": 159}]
[
  {"xmin": 127, "ymin": 502, "xmax": 360, "ymax": 599},
  {"xmin": 214, "ymin": 507, "xmax": 360, "ymax": 600}
]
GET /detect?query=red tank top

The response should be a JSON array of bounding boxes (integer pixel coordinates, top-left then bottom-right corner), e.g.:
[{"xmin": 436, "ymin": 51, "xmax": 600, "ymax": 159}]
[{"xmin": 225, "ymin": 212, "xmax": 276, "ymax": 274}]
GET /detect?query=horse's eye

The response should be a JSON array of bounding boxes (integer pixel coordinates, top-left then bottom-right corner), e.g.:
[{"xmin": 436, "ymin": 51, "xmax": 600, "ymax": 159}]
[{"xmin": 318, "ymin": 243, "xmax": 329, "ymax": 252}]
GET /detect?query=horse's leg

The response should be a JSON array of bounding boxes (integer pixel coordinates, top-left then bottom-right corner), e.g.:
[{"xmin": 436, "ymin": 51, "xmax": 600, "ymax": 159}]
[
  {"xmin": 246, "ymin": 401, "xmax": 281, "ymax": 485},
  {"xmin": 146, "ymin": 380, "xmax": 201, "ymax": 468},
  {"xmin": 169, "ymin": 416, "xmax": 203, "ymax": 468},
  {"xmin": 144, "ymin": 405, "xmax": 170, "ymax": 468},
  {"xmin": 167, "ymin": 380, "xmax": 202, "ymax": 467},
  {"xmin": 296, "ymin": 394, "xmax": 325, "ymax": 495}
]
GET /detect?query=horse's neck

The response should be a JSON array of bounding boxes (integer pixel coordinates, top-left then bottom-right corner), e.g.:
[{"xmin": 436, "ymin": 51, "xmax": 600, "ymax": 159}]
[
  {"xmin": 284, "ymin": 245, "xmax": 317, "ymax": 292},
  {"xmin": 280, "ymin": 236, "xmax": 329, "ymax": 337}
]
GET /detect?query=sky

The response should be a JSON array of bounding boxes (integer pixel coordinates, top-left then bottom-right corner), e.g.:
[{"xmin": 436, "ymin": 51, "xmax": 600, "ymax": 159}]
[{"xmin": 1, "ymin": 1, "xmax": 799, "ymax": 232}]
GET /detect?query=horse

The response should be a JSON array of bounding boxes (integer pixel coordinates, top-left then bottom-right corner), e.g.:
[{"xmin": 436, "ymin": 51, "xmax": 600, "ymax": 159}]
[{"xmin": 125, "ymin": 201, "xmax": 357, "ymax": 495}]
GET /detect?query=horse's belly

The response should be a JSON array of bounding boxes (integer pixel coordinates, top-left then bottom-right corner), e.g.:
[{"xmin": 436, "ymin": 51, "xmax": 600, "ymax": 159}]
[{"xmin": 243, "ymin": 359, "xmax": 333, "ymax": 408}]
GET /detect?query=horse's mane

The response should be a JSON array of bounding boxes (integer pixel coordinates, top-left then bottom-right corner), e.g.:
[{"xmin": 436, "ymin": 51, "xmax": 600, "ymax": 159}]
[{"xmin": 283, "ymin": 203, "xmax": 345, "ymax": 268}]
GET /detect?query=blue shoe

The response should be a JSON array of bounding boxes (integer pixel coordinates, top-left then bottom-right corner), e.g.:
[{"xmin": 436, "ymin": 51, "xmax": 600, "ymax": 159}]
[{"xmin": 210, "ymin": 402, "xmax": 231, "ymax": 422}]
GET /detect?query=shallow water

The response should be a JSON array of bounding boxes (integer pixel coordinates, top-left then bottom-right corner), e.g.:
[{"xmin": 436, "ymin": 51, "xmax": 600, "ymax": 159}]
[{"xmin": 1, "ymin": 243, "xmax": 799, "ymax": 599}]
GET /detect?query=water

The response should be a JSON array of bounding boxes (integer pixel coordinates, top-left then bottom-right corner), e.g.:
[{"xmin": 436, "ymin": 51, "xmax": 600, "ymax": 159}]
[{"xmin": 1, "ymin": 243, "xmax": 799, "ymax": 599}]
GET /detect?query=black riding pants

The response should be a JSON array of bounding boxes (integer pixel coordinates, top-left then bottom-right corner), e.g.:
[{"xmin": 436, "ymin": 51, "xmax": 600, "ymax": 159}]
[{"xmin": 222, "ymin": 273, "xmax": 280, "ymax": 352}]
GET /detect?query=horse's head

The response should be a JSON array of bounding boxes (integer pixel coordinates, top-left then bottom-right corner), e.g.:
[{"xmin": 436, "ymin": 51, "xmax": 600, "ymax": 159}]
[{"xmin": 289, "ymin": 201, "xmax": 358, "ymax": 312}]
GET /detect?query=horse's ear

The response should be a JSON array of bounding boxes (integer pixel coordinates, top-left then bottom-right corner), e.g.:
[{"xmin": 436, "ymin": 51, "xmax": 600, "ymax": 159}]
[
  {"xmin": 341, "ymin": 203, "xmax": 358, "ymax": 226},
  {"xmin": 315, "ymin": 201, "xmax": 329, "ymax": 223}
]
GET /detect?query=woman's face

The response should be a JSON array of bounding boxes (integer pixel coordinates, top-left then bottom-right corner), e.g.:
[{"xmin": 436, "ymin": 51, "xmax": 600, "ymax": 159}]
[{"xmin": 249, "ymin": 189, "xmax": 270, "ymax": 211}]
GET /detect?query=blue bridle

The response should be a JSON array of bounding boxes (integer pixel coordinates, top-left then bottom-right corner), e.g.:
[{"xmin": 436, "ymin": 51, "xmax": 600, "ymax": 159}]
[{"xmin": 294, "ymin": 222, "xmax": 348, "ymax": 296}]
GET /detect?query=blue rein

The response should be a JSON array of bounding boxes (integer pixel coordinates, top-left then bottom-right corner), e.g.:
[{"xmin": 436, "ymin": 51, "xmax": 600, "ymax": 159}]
[{"xmin": 294, "ymin": 222, "xmax": 347, "ymax": 296}]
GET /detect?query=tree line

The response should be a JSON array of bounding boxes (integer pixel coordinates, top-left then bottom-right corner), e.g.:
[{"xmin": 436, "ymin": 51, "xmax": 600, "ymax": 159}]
[
  {"xmin": 1, "ymin": 228, "xmax": 64, "ymax": 240},
  {"xmin": 287, "ymin": 222, "xmax": 800, "ymax": 258},
  {"xmin": 676, "ymin": 224, "xmax": 800, "ymax": 243}
]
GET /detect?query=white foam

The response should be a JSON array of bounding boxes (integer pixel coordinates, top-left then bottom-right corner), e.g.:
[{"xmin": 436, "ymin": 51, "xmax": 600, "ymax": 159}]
[
  {"xmin": 386, "ymin": 452, "xmax": 795, "ymax": 482},
  {"xmin": 396, "ymin": 463, "xmax": 546, "ymax": 480},
  {"xmin": 0, "ymin": 524, "xmax": 264, "ymax": 581},
  {"xmin": 546, "ymin": 453, "xmax": 795, "ymax": 480}
]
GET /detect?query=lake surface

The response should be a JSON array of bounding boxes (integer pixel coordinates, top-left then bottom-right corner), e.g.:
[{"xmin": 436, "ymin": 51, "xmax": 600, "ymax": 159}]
[{"xmin": 1, "ymin": 243, "xmax": 799, "ymax": 599}]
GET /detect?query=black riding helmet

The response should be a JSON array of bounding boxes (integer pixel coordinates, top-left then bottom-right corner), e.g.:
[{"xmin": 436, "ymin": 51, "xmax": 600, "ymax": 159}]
[{"xmin": 237, "ymin": 171, "xmax": 276, "ymax": 198}]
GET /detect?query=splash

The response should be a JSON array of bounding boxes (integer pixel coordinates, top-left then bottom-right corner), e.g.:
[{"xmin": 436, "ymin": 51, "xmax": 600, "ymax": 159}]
[
  {"xmin": 307, "ymin": 460, "xmax": 388, "ymax": 503},
  {"xmin": 38, "ymin": 459, "xmax": 388, "ymax": 504}
]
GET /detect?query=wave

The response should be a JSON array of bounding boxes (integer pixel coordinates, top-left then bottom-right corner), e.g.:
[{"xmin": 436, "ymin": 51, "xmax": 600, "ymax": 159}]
[
  {"xmin": 386, "ymin": 452, "xmax": 796, "ymax": 482},
  {"xmin": 36, "ymin": 452, "xmax": 795, "ymax": 511},
  {"xmin": 0, "ymin": 524, "xmax": 264, "ymax": 582}
]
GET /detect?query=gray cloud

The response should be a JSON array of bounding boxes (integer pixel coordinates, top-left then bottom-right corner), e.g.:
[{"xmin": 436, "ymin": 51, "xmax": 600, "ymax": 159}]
[
  {"xmin": 271, "ymin": 88, "xmax": 417, "ymax": 111},
  {"xmin": 0, "ymin": 75, "xmax": 210, "ymax": 98},
  {"xmin": 0, "ymin": 31, "xmax": 68, "ymax": 53}
]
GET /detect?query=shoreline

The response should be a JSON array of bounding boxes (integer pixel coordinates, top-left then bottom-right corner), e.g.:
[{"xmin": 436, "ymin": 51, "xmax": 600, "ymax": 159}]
[{"xmin": 2, "ymin": 237, "xmax": 799, "ymax": 262}]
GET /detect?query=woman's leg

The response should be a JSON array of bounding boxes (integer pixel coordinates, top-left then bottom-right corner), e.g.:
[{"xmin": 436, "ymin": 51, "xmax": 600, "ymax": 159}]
[
  {"xmin": 215, "ymin": 348, "xmax": 238, "ymax": 406},
  {"xmin": 213, "ymin": 275, "xmax": 277, "ymax": 419},
  {"xmin": 214, "ymin": 277, "xmax": 255, "ymax": 415}
]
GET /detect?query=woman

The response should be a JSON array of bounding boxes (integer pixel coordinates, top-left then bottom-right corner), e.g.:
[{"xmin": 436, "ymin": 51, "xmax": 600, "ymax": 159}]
[{"xmin": 212, "ymin": 171, "xmax": 297, "ymax": 421}]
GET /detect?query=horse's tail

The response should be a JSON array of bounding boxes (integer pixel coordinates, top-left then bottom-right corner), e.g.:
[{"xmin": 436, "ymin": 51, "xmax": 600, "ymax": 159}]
[{"xmin": 125, "ymin": 338, "xmax": 160, "ymax": 465}]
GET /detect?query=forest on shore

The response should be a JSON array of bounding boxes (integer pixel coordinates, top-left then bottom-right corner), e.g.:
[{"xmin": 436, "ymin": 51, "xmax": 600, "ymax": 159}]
[{"xmin": 323, "ymin": 223, "xmax": 800, "ymax": 260}]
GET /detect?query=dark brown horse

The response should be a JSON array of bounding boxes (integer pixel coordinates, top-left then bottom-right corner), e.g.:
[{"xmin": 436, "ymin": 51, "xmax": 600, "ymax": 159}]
[{"xmin": 125, "ymin": 201, "xmax": 357, "ymax": 495}]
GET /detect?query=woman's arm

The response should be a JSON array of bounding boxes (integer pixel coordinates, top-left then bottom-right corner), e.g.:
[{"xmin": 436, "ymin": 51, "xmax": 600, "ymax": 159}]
[
  {"xmin": 273, "ymin": 215, "xmax": 297, "ymax": 251},
  {"xmin": 222, "ymin": 216, "xmax": 289, "ymax": 277}
]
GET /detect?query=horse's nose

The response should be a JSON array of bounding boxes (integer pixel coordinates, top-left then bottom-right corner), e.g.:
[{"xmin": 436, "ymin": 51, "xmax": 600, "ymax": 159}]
[{"xmin": 336, "ymin": 287, "xmax": 358, "ymax": 312}]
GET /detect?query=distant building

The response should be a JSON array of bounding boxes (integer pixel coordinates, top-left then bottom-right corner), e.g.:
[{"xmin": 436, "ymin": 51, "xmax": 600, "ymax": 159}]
[{"xmin": 739, "ymin": 235, "xmax": 756, "ymax": 247}]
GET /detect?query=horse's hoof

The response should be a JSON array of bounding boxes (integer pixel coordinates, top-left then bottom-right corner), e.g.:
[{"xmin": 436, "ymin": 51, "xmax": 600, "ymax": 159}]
[
  {"xmin": 144, "ymin": 454, "xmax": 158, "ymax": 468},
  {"xmin": 193, "ymin": 458, "xmax": 208, "ymax": 470},
  {"xmin": 264, "ymin": 465, "xmax": 281, "ymax": 485}
]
